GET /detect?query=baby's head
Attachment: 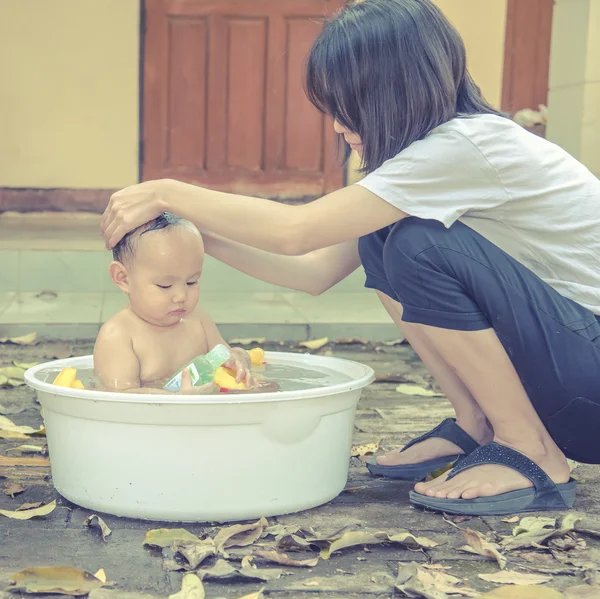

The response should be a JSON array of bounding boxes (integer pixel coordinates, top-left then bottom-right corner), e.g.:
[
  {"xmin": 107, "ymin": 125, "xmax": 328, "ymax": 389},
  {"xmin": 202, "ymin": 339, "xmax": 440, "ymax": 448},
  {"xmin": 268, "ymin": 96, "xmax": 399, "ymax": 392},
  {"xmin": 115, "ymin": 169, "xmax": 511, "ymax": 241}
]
[{"xmin": 110, "ymin": 213, "xmax": 204, "ymax": 327}]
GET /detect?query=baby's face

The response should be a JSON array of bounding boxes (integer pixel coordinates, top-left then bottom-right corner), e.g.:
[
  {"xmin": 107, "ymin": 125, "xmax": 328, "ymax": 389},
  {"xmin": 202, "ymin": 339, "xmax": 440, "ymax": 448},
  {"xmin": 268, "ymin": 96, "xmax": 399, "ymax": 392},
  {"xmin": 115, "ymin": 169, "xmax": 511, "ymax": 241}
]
[{"xmin": 126, "ymin": 227, "xmax": 204, "ymax": 327}]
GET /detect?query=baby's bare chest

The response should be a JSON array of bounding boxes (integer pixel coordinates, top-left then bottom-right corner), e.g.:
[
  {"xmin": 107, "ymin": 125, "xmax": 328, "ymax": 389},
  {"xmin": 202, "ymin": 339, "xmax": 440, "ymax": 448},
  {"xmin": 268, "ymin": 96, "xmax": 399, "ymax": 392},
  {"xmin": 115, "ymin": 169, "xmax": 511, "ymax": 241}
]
[{"xmin": 133, "ymin": 321, "xmax": 209, "ymax": 385}]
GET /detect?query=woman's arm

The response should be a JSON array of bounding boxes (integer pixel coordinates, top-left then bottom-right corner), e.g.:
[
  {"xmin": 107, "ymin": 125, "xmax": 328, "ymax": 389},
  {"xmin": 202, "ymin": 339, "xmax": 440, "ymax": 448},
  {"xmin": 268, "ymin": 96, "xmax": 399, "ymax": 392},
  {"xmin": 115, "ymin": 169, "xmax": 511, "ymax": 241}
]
[
  {"xmin": 101, "ymin": 180, "xmax": 406, "ymax": 256},
  {"xmin": 202, "ymin": 232, "xmax": 361, "ymax": 296}
]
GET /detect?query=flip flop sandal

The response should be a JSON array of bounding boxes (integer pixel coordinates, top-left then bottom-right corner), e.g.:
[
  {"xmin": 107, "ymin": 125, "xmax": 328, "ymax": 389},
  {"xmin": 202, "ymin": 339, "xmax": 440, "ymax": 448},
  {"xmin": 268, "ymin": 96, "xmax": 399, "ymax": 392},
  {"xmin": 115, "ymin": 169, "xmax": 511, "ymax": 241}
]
[
  {"xmin": 366, "ymin": 418, "xmax": 480, "ymax": 481},
  {"xmin": 409, "ymin": 442, "xmax": 577, "ymax": 516}
]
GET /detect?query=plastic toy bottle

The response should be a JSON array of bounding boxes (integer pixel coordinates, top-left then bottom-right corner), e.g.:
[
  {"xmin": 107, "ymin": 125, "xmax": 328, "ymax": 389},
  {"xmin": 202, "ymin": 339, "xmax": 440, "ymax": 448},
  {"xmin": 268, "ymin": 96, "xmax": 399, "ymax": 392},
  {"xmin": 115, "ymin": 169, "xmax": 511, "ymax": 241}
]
[{"xmin": 164, "ymin": 344, "xmax": 231, "ymax": 392}]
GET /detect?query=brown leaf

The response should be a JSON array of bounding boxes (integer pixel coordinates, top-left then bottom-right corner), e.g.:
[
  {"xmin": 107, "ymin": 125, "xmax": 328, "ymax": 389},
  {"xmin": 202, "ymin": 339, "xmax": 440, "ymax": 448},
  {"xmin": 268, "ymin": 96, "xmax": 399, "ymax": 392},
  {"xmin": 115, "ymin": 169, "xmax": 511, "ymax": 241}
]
[
  {"xmin": 143, "ymin": 528, "xmax": 200, "ymax": 548},
  {"xmin": 479, "ymin": 587, "xmax": 565, "ymax": 598},
  {"xmin": 94, "ymin": 569, "xmax": 107, "ymax": 584},
  {"xmin": 502, "ymin": 516, "xmax": 520, "ymax": 523},
  {"xmin": 416, "ymin": 568, "xmax": 478, "ymax": 597},
  {"xmin": 228, "ymin": 337, "xmax": 267, "ymax": 345},
  {"xmin": 462, "ymin": 529, "xmax": 507, "ymax": 569},
  {"xmin": 17, "ymin": 502, "xmax": 43, "ymax": 511},
  {"xmin": 7, "ymin": 566, "xmax": 107, "ymax": 596},
  {"xmin": 235, "ymin": 591, "xmax": 264, "ymax": 599},
  {"xmin": 0, "ymin": 415, "xmax": 39, "ymax": 435},
  {"xmin": 175, "ymin": 540, "xmax": 217, "ymax": 569},
  {"xmin": 395, "ymin": 383, "xmax": 444, "ymax": 397},
  {"xmin": 0, "ymin": 500, "xmax": 56, "ymax": 520},
  {"xmin": 334, "ymin": 337, "xmax": 368, "ymax": 345},
  {"xmin": 213, "ymin": 517, "xmax": 268, "ymax": 553},
  {"xmin": 2, "ymin": 482, "xmax": 24, "ymax": 497},
  {"xmin": 350, "ymin": 439, "xmax": 381, "ymax": 457},
  {"xmin": 320, "ymin": 529, "xmax": 437, "ymax": 559},
  {"xmin": 253, "ymin": 549, "xmax": 319, "ymax": 568},
  {"xmin": 168, "ymin": 573, "xmax": 205, "ymax": 599},
  {"xmin": 478, "ymin": 570, "xmax": 552, "ymax": 585},
  {"xmin": 197, "ymin": 559, "xmax": 281, "ymax": 582},
  {"xmin": 382, "ymin": 338, "xmax": 406, "ymax": 346},
  {"xmin": 298, "ymin": 338, "xmax": 329, "ymax": 350},
  {"xmin": 0, "ymin": 332, "xmax": 38, "ymax": 345},
  {"xmin": 12, "ymin": 361, "xmax": 40, "ymax": 370},
  {"xmin": 0, "ymin": 430, "xmax": 29, "ymax": 439},
  {"xmin": 84, "ymin": 514, "xmax": 112, "ymax": 541},
  {"xmin": 6, "ymin": 444, "xmax": 46, "ymax": 455},
  {"xmin": 501, "ymin": 513, "xmax": 584, "ymax": 551},
  {"xmin": 0, "ymin": 367, "xmax": 26, "ymax": 380}
]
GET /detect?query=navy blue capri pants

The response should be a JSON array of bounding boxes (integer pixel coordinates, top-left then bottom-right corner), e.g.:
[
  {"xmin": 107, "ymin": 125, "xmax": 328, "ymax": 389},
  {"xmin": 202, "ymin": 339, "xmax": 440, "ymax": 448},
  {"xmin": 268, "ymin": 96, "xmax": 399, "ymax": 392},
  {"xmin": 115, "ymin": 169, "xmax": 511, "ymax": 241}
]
[{"xmin": 358, "ymin": 217, "xmax": 600, "ymax": 465}]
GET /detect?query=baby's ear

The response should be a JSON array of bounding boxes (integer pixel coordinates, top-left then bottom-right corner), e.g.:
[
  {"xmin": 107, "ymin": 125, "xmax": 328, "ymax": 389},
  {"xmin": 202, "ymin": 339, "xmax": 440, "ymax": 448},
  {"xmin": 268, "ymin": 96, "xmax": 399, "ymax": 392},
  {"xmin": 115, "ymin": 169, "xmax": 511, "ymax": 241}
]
[{"xmin": 109, "ymin": 261, "xmax": 129, "ymax": 293}]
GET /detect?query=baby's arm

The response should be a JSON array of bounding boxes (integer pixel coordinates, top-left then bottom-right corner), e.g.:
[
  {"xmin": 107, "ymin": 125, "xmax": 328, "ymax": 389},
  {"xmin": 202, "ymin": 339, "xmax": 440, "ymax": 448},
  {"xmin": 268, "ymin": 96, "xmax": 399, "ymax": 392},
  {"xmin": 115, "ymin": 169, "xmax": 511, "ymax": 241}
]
[
  {"xmin": 196, "ymin": 308, "xmax": 256, "ymax": 386},
  {"xmin": 94, "ymin": 322, "xmax": 142, "ymax": 391}
]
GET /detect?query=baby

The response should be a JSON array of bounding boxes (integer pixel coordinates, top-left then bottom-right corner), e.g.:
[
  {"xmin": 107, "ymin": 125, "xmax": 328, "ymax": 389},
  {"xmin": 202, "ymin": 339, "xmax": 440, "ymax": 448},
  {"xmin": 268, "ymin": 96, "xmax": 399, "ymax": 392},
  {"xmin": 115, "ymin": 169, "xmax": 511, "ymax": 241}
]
[{"xmin": 94, "ymin": 213, "xmax": 254, "ymax": 393}]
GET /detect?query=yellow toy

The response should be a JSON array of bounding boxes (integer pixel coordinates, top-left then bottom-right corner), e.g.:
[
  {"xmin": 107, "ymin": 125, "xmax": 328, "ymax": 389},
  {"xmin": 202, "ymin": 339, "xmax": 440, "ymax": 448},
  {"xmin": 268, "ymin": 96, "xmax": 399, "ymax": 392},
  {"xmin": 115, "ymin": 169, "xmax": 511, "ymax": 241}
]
[
  {"xmin": 214, "ymin": 347, "xmax": 266, "ymax": 391},
  {"xmin": 248, "ymin": 348, "xmax": 265, "ymax": 365},
  {"xmin": 53, "ymin": 368, "xmax": 85, "ymax": 390}
]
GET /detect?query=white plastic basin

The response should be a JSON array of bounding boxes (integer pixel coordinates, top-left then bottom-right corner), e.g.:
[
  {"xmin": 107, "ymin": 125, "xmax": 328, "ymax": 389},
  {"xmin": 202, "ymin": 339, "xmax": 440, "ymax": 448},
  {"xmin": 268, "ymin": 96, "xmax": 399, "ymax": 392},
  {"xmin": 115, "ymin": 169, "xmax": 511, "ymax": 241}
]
[{"xmin": 25, "ymin": 352, "xmax": 374, "ymax": 522}]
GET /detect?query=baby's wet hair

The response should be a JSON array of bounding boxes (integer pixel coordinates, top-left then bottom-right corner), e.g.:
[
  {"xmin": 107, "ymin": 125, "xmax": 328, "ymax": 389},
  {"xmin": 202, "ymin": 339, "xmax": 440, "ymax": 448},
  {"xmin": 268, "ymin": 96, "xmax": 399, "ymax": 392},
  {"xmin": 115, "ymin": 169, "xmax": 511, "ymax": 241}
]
[{"xmin": 112, "ymin": 213, "xmax": 197, "ymax": 265}]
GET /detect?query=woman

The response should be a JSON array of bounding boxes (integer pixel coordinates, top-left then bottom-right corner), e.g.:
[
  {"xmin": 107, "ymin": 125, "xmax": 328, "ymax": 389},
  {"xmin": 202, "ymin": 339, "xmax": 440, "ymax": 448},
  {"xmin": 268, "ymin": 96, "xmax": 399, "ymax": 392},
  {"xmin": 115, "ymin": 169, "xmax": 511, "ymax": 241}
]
[{"xmin": 101, "ymin": 0, "xmax": 600, "ymax": 516}]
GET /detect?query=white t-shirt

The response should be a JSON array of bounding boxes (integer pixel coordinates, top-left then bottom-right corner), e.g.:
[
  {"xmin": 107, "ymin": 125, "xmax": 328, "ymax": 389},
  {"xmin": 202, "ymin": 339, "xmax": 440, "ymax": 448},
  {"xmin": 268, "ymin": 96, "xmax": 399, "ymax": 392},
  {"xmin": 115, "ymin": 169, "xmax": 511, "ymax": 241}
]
[{"xmin": 357, "ymin": 114, "xmax": 600, "ymax": 315}]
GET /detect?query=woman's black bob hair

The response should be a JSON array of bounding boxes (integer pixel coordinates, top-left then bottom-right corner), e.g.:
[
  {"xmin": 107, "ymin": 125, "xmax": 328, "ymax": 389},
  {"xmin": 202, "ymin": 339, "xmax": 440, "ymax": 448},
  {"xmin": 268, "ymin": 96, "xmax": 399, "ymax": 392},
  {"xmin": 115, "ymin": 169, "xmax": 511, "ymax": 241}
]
[{"xmin": 305, "ymin": 0, "xmax": 504, "ymax": 174}]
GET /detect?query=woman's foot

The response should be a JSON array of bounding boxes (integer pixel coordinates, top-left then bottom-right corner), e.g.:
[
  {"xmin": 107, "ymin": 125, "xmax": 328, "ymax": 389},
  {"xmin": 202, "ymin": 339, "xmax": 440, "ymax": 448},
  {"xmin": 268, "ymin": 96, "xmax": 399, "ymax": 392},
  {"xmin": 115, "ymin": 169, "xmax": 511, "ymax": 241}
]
[
  {"xmin": 376, "ymin": 417, "xmax": 493, "ymax": 467},
  {"xmin": 413, "ymin": 436, "xmax": 571, "ymax": 499}
]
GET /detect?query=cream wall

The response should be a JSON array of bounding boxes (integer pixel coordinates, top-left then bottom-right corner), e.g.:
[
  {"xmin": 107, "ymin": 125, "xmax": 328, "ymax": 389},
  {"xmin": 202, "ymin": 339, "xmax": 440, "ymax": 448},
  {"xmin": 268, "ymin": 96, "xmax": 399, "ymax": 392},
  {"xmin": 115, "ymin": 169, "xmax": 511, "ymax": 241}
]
[
  {"xmin": 547, "ymin": 0, "xmax": 600, "ymax": 177},
  {"xmin": 348, "ymin": 0, "xmax": 508, "ymax": 183},
  {"xmin": 0, "ymin": 0, "xmax": 140, "ymax": 189}
]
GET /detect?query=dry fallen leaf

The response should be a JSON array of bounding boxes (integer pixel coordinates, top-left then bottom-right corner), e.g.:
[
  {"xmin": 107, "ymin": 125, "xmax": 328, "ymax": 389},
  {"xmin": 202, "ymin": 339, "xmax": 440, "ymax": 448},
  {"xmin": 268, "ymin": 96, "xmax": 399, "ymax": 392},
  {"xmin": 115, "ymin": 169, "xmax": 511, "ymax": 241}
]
[
  {"xmin": 84, "ymin": 514, "xmax": 112, "ymax": 541},
  {"xmin": 501, "ymin": 513, "xmax": 584, "ymax": 551},
  {"xmin": 502, "ymin": 516, "xmax": 520, "ymax": 523},
  {"xmin": 0, "ymin": 366, "xmax": 26, "ymax": 380},
  {"xmin": 93, "ymin": 569, "xmax": 107, "ymax": 584},
  {"xmin": 235, "ymin": 590, "xmax": 264, "ymax": 599},
  {"xmin": 479, "ymin": 586, "xmax": 565, "ymax": 598},
  {"xmin": 253, "ymin": 549, "xmax": 319, "ymax": 568},
  {"xmin": 304, "ymin": 580, "xmax": 320, "ymax": 587},
  {"xmin": 197, "ymin": 559, "xmax": 282, "ymax": 582},
  {"xmin": 143, "ymin": 528, "xmax": 200, "ymax": 548},
  {"xmin": 175, "ymin": 540, "xmax": 217, "ymax": 569},
  {"xmin": 298, "ymin": 337, "xmax": 329, "ymax": 350},
  {"xmin": 0, "ymin": 415, "xmax": 39, "ymax": 435},
  {"xmin": 17, "ymin": 502, "xmax": 43, "ymax": 511},
  {"xmin": 416, "ymin": 567, "xmax": 479, "ymax": 597},
  {"xmin": 228, "ymin": 337, "xmax": 267, "ymax": 345},
  {"xmin": 0, "ymin": 430, "xmax": 29, "ymax": 439},
  {"xmin": 6, "ymin": 444, "xmax": 46, "ymax": 455},
  {"xmin": 320, "ymin": 529, "xmax": 438, "ymax": 559},
  {"xmin": 479, "ymin": 571, "xmax": 552, "ymax": 585},
  {"xmin": 395, "ymin": 383, "xmax": 444, "ymax": 397},
  {"xmin": 0, "ymin": 332, "xmax": 38, "ymax": 345},
  {"xmin": 7, "ymin": 566, "xmax": 107, "ymax": 596},
  {"xmin": 213, "ymin": 517, "xmax": 268, "ymax": 553},
  {"xmin": 350, "ymin": 439, "xmax": 381, "ymax": 457},
  {"xmin": 2, "ymin": 482, "xmax": 25, "ymax": 497},
  {"xmin": 382, "ymin": 338, "xmax": 406, "ymax": 346},
  {"xmin": 335, "ymin": 337, "xmax": 368, "ymax": 345},
  {"xmin": 462, "ymin": 529, "xmax": 507, "ymax": 569},
  {"xmin": 0, "ymin": 500, "xmax": 56, "ymax": 520},
  {"xmin": 168, "ymin": 573, "xmax": 205, "ymax": 599},
  {"xmin": 12, "ymin": 361, "xmax": 40, "ymax": 370}
]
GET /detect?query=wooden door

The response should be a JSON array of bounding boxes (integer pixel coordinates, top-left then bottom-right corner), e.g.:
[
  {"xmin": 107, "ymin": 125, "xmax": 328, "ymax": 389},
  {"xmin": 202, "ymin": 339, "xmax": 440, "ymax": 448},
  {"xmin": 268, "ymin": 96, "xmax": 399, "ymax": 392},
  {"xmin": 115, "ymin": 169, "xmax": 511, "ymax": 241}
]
[
  {"xmin": 502, "ymin": 0, "xmax": 554, "ymax": 115},
  {"xmin": 142, "ymin": 0, "xmax": 346, "ymax": 199}
]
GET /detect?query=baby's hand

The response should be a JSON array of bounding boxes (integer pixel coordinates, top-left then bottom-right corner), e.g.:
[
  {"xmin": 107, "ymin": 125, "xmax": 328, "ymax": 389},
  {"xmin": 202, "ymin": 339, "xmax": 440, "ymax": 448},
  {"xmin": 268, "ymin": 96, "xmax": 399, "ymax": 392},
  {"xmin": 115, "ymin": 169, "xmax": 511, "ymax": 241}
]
[
  {"xmin": 179, "ymin": 369, "xmax": 218, "ymax": 395},
  {"xmin": 225, "ymin": 347, "xmax": 258, "ymax": 388}
]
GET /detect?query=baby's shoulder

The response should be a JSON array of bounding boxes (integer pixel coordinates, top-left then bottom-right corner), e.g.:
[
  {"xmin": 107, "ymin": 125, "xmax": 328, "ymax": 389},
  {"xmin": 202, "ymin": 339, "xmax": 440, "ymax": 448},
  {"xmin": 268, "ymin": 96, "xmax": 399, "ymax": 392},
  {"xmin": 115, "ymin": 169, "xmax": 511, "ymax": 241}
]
[{"xmin": 97, "ymin": 309, "xmax": 135, "ymax": 345}]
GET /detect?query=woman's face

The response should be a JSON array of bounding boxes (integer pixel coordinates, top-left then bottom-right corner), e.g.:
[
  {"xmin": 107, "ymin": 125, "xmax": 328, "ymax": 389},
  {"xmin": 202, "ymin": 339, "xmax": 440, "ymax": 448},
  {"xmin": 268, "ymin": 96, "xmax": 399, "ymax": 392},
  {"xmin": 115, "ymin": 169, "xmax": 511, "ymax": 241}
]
[{"xmin": 334, "ymin": 119, "xmax": 363, "ymax": 156}]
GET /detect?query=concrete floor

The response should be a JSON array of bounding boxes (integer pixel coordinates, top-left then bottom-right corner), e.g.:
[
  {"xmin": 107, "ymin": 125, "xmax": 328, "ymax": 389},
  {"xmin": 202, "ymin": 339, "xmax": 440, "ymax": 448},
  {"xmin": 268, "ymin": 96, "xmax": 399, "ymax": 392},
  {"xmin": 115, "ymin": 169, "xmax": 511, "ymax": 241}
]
[{"xmin": 1, "ymin": 340, "xmax": 599, "ymax": 599}]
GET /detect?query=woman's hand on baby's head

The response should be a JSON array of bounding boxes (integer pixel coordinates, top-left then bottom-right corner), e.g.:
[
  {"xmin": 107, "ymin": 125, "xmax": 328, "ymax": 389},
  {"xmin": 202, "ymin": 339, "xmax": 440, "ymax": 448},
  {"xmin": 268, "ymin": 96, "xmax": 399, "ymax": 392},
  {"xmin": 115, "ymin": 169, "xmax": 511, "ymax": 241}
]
[{"xmin": 226, "ymin": 348, "xmax": 259, "ymax": 388}]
